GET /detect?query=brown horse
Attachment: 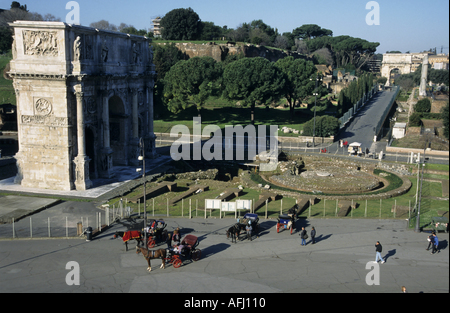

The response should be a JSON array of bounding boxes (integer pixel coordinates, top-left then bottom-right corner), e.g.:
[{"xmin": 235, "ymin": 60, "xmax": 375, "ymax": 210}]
[
  {"xmin": 136, "ymin": 246, "xmax": 167, "ymax": 272},
  {"xmin": 114, "ymin": 231, "xmax": 143, "ymax": 251},
  {"xmin": 226, "ymin": 224, "xmax": 240, "ymax": 243}
]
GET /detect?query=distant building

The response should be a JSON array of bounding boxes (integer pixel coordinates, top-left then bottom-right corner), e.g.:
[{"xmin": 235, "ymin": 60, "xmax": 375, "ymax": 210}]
[
  {"xmin": 367, "ymin": 55, "xmax": 381, "ymax": 73},
  {"xmin": 151, "ymin": 17, "xmax": 162, "ymax": 37},
  {"xmin": 392, "ymin": 122, "xmax": 407, "ymax": 139},
  {"xmin": 429, "ymin": 54, "xmax": 449, "ymax": 70}
]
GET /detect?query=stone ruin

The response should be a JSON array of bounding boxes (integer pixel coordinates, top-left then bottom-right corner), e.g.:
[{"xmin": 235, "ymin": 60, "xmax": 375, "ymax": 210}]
[
  {"xmin": 8, "ymin": 21, "xmax": 156, "ymax": 191},
  {"xmin": 271, "ymin": 155, "xmax": 382, "ymax": 194}
]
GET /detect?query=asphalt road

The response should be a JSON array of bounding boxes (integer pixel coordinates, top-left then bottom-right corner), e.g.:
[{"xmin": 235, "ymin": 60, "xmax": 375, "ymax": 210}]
[{"xmin": 0, "ymin": 215, "xmax": 448, "ymax": 294}]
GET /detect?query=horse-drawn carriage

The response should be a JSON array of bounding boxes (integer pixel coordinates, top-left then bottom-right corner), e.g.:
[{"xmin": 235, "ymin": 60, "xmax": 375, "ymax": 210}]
[
  {"xmin": 227, "ymin": 213, "xmax": 260, "ymax": 243},
  {"xmin": 136, "ymin": 234, "xmax": 201, "ymax": 272},
  {"xmin": 145, "ymin": 219, "xmax": 168, "ymax": 248},
  {"xmin": 114, "ymin": 219, "xmax": 168, "ymax": 251},
  {"xmin": 277, "ymin": 204, "xmax": 298, "ymax": 235},
  {"xmin": 239, "ymin": 213, "xmax": 259, "ymax": 236},
  {"xmin": 166, "ymin": 234, "xmax": 201, "ymax": 268}
]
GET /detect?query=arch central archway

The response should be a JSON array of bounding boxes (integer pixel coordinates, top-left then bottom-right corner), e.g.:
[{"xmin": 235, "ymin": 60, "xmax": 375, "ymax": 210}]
[
  {"xmin": 389, "ymin": 68, "xmax": 401, "ymax": 86},
  {"xmin": 108, "ymin": 95, "xmax": 128, "ymax": 165}
]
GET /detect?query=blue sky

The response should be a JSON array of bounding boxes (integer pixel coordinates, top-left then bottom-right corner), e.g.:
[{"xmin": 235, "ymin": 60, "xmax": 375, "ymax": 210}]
[{"xmin": 2, "ymin": 0, "xmax": 449, "ymax": 54}]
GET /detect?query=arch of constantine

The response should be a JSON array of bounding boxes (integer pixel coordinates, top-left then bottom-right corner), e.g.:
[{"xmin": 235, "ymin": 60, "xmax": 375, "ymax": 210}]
[{"xmin": 8, "ymin": 21, "xmax": 156, "ymax": 191}]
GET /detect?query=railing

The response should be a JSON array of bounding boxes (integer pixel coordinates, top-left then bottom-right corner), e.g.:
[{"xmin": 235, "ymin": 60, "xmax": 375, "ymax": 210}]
[
  {"xmin": 339, "ymin": 85, "xmax": 378, "ymax": 129},
  {"xmin": 373, "ymin": 85, "xmax": 400, "ymax": 139}
]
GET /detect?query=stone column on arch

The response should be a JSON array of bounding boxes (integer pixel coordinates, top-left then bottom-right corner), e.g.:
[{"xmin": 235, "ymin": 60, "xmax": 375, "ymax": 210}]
[
  {"xmin": 129, "ymin": 87, "xmax": 140, "ymax": 166},
  {"xmin": 99, "ymin": 89, "xmax": 115, "ymax": 178},
  {"xmin": 73, "ymin": 91, "xmax": 93, "ymax": 190},
  {"xmin": 145, "ymin": 82, "xmax": 156, "ymax": 158}
]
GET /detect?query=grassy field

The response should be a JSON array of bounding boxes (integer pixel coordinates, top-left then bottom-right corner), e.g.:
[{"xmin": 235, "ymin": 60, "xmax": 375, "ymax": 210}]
[
  {"xmin": 154, "ymin": 103, "xmax": 319, "ymax": 137},
  {"xmin": 107, "ymin": 163, "xmax": 448, "ymax": 231}
]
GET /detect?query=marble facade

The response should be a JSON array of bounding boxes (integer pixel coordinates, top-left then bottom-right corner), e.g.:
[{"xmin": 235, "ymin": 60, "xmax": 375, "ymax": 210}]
[{"xmin": 8, "ymin": 21, "xmax": 156, "ymax": 191}]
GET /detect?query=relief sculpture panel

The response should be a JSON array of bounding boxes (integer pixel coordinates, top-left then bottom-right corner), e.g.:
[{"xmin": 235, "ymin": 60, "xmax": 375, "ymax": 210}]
[{"xmin": 23, "ymin": 30, "xmax": 59, "ymax": 57}]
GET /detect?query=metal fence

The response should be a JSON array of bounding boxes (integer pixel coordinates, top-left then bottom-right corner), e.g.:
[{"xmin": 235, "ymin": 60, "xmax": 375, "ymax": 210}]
[{"xmin": 0, "ymin": 198, "xmax": 132, "ymax": 239}]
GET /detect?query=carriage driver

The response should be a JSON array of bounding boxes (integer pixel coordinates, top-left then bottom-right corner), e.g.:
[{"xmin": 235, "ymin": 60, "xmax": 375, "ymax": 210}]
[{"xmin": 245, "ymin": 220, "xmax": 252, "ymax": 241}]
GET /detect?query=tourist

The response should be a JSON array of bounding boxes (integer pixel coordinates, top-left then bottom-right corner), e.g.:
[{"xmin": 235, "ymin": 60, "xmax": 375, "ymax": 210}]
[
  {"xmin": 166, "ymin": 233, "xmax": 172, "ymax": 249},
  {"xmin": 310, "ymin": 226, "xmax": 316, "ymax": 244},
  {"xmin": 375, "ymin": 241, "xmax": 385, "ymax": 263},
  {"xmin": 426, "ymin": 232, "xmax": 435, "ymax": 250},
  {"xmin": 431, "ymin": 233, "xmax": 439, "ymax": 254},
  {"xmin": 172, "ymin": 228, "xmax": 181, "ymax": 246},
  {"xmin": 300, "ymin": 227, "xmax": 308, "ymax": 246}
]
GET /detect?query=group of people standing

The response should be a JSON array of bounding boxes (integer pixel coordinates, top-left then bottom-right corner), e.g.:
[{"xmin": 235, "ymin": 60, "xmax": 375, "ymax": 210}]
[{"xmin": 299, "ymin": 226, "xmax": 316, "ymax": 245}]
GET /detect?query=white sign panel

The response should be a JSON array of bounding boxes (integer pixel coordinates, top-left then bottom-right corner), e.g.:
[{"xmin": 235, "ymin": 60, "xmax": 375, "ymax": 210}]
[
  {"xmin": 221, "ymin": 202, "xmax": 236, "ymax": 212},
  {"xmin": 236, "ymin": 199, "xmax": 252, "ymax": 211},
  {"xmin": 205, "ymin": 199, "xmax": 221, "ymax": 210}
]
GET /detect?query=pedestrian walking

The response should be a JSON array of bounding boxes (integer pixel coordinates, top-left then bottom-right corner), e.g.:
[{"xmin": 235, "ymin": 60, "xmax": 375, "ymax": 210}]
[
  {"xmin": 426, "ymin": 232, "xmax": 435, "ymax": 250},
  {"xmin": 300, "ymin": 227, "xmax": 308, "ymax": 246},
  {"xmin": 310, "ymin": 226, "xmax": 316, "ymax": 244},
  {"xmin": 431, "ymin": 233, "xmax": 439, "ymax": 254},
  {"xmin": 374, "ymin": 241, "xmax": 385, "ymax": 263}
]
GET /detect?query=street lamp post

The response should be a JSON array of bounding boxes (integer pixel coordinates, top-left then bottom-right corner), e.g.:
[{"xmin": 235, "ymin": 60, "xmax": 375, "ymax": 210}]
[
  {"xmin": 310, "ymin": 75, "xmax": 322, "ymax": 147},
  {"xmin": 414, "ymin": 162, "xmax": 425, "ymax": 233},
  {"xmin": 138, "ymin": 138, "xmax": 147, "ymax": 245}
]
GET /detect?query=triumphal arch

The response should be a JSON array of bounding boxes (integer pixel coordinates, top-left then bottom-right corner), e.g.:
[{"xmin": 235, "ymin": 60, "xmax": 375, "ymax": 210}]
[
  {"xmin": 8, "ymin": 21, "xmax": 156, "ymax": 191},
  {"xmin": 381, "ymin": 53, "xmax": 412, "ymax": 86}
]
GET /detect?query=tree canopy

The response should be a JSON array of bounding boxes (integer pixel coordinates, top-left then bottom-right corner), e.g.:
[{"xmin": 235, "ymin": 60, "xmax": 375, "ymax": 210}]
[
  {"xmin": 292, "ymin": 24, "xmax": 332, "ymax": 40},
  {"xmin": 274, "ymin": 56, "xmax": 317, "ymax": 120},
  {"xmin": 302, "ymin": 115, "xmax": 340, "ymax": 137},
  {"xmin": 306, "ymin": 35, "xmax": 379, "ymax": 69},
  {"xmin": 160, "ymin": 7, "xmax": 202, "ymax": 40},
  {"xmin": 222, "ymin": 57, "xmax": 286, "ymax": 124},
  {"xmin": 163, "ymin": 56, "xmax": 223, "ymax": 115}
]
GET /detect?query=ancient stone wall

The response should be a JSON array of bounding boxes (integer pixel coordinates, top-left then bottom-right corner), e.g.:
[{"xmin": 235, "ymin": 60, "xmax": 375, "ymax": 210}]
[{"xmin": 159, "ymin": 42, "xmax": 308, "ymax": 63}]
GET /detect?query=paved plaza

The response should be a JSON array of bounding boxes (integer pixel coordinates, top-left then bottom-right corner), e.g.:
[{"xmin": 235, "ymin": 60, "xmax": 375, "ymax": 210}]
[{"xmin": 0, "ymin": 211, "xmax": 448, "ymax": 294}]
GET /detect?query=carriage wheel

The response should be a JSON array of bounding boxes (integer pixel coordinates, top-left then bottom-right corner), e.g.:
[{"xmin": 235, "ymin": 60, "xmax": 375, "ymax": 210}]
[
  {"xmin": 192, "ymin": 249, "xmax": 201, "ymax": 261},
  {"xmin": 290, "ymin": 226, "xmax": 293, "ymax": 235},
  {"xmin": 147, "ymin": 239, "xmax": 156, "ymax": 248},
  {"xmin": 169, "ymin": 255, "xmax": 180, "ymax": 264},
  {"xmin": 276, "ymin": 223, "xmax": 280, "ymax": 233},
  {"xmin": 173, "ymin": 258, "xmax": 182, "ymax": 268}
]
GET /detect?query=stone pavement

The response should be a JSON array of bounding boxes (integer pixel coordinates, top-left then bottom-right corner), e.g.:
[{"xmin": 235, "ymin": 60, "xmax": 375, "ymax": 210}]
[
  {"xmin": 0, "ymin": 195, "xmax": 61, "ymax": 224},
  {"xmin": 0, "ymin": 215, "xmax": 448, "ymax": 294}
]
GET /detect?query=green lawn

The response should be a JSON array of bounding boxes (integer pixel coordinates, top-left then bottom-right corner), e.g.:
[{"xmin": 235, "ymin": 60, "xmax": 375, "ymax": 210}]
[
  {"xmin": 107, "ymin": 173, "xmax": 448, "ymax": 228},
  {"xmin": 154, "ymin": 105, "xmax": 318, "ymax": 137}
]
